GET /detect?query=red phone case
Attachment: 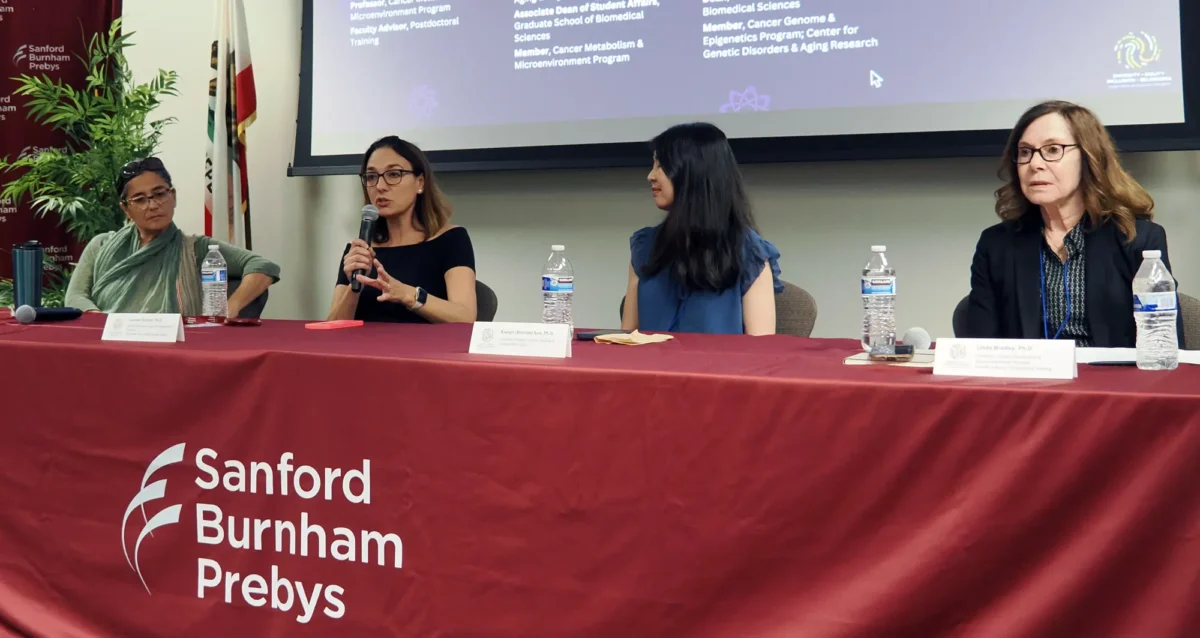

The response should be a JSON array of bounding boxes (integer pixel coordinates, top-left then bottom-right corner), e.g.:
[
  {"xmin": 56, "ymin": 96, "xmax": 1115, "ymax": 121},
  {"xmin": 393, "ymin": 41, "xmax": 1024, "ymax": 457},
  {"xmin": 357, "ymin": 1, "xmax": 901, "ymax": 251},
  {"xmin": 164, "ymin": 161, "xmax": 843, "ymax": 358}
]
[{"xmin": 304, "ymin": 320, "xmax": 365, "ymax": 330}]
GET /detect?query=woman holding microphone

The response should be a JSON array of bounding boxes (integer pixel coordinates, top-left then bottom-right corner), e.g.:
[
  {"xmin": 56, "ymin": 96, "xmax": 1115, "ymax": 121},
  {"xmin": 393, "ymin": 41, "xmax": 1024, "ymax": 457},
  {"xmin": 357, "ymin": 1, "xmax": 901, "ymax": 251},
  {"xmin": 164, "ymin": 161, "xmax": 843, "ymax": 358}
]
[{"xmin": 328, "ymin": 136, "xmax": 477, "ymax": 324}]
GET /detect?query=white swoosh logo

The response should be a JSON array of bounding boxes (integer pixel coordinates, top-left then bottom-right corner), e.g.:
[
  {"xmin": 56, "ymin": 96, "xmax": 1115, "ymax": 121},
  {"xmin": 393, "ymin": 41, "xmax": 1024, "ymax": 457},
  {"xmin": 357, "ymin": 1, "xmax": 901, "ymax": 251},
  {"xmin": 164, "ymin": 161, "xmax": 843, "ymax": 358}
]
[{"xmin": 120, "ymin": 443, "xmax": 186, "ymax": 594}]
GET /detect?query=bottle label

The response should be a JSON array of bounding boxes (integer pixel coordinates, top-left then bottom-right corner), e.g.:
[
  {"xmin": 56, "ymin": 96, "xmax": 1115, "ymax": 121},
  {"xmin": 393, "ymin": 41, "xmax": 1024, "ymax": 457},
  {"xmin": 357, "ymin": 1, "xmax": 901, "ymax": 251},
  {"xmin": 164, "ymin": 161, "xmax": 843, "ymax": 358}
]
[
  {"xmin": 1134, "ymin": 292, "xmax": 1177, "ymax": 312},
  {"xmin": 201, "ymin": 269, "xmax": 228, "ymax": 284},
  {"xmin": 543, "ymin": 275, "xmax": 574, "ymax": 293},
  {"xmin": 861, "ymin": 276, "xmax": 896, "ymax": 296}
]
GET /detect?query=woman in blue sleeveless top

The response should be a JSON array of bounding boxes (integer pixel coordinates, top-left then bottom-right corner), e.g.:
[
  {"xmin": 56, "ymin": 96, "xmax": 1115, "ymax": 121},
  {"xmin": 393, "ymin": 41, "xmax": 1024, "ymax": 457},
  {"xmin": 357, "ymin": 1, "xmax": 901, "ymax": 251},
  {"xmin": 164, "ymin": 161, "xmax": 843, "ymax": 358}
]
[{"xmin": 621, "ymin": 123, "xmax": 784, "ymax": 335}]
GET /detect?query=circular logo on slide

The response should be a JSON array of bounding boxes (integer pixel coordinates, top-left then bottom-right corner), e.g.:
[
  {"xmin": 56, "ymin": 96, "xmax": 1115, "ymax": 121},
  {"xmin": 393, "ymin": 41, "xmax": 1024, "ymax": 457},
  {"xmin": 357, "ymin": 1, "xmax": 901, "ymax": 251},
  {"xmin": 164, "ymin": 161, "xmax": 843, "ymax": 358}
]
[
  {"xmin": 719, "ymin": 86, "xmax": 771, "ymax": 113},
  {"xmin": 1114, "ymin": 32, "xmax": 1161, "ymax": 70},
  {"xmin": 407, "ymin": 85, "xmax": 438, "ymax": 119}
]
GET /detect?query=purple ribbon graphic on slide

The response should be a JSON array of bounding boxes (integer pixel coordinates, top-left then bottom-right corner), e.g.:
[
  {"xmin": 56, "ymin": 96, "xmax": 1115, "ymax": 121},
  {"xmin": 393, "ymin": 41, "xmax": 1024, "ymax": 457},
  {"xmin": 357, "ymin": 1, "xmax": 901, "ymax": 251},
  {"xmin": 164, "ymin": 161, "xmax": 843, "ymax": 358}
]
[{"xmin": 719, "ymin": 86, "xmax": 771, "ymax": 113}]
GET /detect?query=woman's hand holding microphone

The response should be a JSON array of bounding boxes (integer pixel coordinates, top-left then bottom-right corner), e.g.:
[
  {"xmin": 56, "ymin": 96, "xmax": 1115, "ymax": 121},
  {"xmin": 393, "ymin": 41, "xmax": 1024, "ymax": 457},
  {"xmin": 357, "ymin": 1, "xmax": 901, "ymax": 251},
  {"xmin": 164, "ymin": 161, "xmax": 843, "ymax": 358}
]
[
  {"xmin": 344, "ymin": 239, "xmax": 419, "ymax": 308},
  {"xmin": 342, "ymin": 239, "xmax": 376, "ymax": 288}
]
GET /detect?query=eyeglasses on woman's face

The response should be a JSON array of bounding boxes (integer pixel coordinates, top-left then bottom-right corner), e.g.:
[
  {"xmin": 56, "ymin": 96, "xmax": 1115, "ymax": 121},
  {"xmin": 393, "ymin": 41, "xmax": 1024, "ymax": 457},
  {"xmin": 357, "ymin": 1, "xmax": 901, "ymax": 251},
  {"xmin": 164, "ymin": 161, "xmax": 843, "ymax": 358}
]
[
  {"xmin": 361, "ymin": 169, "xmax": 417, "ymax": 188},
  {"xmin": 1015, "ymin": 143, "xmax": 1079, "ymax": 164},
  {"xmin": 124, "ymin": 187, "xmax": 175, "ymax": 210}
]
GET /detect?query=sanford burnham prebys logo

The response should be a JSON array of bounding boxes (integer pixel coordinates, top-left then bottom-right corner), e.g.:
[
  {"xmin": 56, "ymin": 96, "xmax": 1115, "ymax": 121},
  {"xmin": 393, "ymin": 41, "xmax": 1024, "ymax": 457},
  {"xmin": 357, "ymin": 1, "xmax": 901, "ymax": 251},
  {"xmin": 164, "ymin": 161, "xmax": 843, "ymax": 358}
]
[
  {"xmin": 11, "ymin": 43, "xmax": 69, "ymax": 71},
  {"xmin": 121, "ymin": 443, "xmax": 403, "ymax": 624}
]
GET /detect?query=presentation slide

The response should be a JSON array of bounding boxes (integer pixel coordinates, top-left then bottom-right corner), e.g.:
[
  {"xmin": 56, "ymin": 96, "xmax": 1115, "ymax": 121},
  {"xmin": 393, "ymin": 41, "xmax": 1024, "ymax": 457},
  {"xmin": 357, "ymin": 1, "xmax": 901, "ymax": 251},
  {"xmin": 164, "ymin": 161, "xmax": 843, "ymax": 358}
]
[{"xmin": 309, "ymin": 0, "xmax": 1185, "ymax": 155}]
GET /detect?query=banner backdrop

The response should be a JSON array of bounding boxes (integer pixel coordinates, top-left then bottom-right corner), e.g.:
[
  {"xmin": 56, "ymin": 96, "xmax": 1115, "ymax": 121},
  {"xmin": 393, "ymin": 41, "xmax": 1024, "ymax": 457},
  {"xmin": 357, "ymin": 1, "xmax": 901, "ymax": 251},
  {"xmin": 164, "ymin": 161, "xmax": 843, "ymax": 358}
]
[{"xmin": 0, "ymin": 0, "xmax": 121, "ymax": 279}]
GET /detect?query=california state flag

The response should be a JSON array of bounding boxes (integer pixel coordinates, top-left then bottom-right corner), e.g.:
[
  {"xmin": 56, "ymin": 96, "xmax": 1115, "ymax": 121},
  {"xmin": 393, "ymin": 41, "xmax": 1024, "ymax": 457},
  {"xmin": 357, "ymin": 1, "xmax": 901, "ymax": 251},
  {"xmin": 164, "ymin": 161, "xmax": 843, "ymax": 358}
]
[{"xmin": 205, "ymin": 0, "xmax": 257, "ymax": 248}]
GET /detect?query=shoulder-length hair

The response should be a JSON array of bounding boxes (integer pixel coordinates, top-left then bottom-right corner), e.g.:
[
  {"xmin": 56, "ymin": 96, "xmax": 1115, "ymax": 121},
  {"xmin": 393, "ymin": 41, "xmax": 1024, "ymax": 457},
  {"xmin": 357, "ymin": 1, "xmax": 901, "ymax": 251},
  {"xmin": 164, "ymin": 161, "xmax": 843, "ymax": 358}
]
[
  {"xmin": 359, "ymin": 136, "xmax": 452, "ymax": 244},
  {"xmin": 642, "ymin": 122, "xmax": 758, "ymax": 292},
  {"xmin": 995, "ymin": 100, "xmax": 1153, "ymax": 241}
]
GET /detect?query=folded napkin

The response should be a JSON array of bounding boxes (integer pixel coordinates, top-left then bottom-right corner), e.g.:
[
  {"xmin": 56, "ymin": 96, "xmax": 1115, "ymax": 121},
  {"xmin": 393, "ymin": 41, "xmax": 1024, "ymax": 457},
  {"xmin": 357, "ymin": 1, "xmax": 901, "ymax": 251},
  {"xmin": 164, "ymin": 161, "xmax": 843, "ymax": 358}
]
[{"xmin": 594, "ymin": 330, "xmax": 674, "ymax": 346}]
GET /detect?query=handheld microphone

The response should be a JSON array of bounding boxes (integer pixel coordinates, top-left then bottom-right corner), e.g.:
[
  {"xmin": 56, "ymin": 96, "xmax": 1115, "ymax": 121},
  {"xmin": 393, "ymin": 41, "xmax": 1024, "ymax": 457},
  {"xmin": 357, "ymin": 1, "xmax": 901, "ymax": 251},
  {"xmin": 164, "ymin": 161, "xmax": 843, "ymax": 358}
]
[
  {"xmin": 15, "ymin": 305, "xmax": 84, "ymax": 324},
  {"xmin": 350, "ymin": 205, "xmax": 380, "ymax": 293},
  {"xmin": 900, "ymin": 327, "xmax": 932, "ymax": 350}
]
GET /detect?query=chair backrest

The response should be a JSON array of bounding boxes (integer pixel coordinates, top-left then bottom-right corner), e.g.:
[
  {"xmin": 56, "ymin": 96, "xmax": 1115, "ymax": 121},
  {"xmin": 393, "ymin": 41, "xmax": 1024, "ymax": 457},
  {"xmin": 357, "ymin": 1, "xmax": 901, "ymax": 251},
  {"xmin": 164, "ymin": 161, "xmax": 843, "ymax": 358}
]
[
  {"xmin": 227, "ymin": 277, "xmax": 269, "ymax": 319},
  {"xmin": 617, "ymin": 281, "xmax": 818, "ymax": 337},
  {"xmin": 1180, "ymin": 293, "xmax": 1200, "ymax": 350},
  {"xmin": 952, "ymin": 295, "xmax": 970, "ymax": 338},
  {"xmin": 476, "ymin": 280, "xmax": 498, "ymax": 322},
  {"xmin": 776, "ymin": 281, "xmax": 818, "ymax": 337}
]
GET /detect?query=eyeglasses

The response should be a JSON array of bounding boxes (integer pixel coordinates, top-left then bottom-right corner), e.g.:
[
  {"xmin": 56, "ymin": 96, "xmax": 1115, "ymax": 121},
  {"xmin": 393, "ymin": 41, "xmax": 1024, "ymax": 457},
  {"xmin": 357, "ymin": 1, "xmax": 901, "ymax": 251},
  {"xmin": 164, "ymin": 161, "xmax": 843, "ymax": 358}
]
[
  {"xmin": 1015, "ymin": 143, "xmax": 1079, "ymax": 164},
  {"xmin": 125, "ymin": 187, "xmax": 175, "ymax": 210},
  {"xmin": 121, "ymin": 156, "xmax": 165, "ymax": 179},
  {"xmin": 361, "ymin": 169, "xmax": 417, "ymax": 188}
]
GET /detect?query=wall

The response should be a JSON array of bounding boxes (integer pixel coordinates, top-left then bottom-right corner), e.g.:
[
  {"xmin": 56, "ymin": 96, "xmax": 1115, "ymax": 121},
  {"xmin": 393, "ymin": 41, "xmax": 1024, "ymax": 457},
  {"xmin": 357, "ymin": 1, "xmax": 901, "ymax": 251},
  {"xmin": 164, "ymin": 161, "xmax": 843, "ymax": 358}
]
[{"xmin": 122, "ymin": 0, "xmax": 1200, "ymax": 339}]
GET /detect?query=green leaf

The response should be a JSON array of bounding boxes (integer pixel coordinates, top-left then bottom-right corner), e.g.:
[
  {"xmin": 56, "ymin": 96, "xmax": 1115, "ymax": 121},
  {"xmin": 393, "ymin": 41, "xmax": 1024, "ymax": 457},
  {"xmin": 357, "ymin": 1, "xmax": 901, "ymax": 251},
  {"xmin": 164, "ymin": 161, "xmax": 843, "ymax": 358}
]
[
  {"xmin": 0, "ymin": 20, "xmax": 177, "ymax": 264},
  {"xmin": 0, "ymin": 279, "xmax": 13, "ymax": 309}
]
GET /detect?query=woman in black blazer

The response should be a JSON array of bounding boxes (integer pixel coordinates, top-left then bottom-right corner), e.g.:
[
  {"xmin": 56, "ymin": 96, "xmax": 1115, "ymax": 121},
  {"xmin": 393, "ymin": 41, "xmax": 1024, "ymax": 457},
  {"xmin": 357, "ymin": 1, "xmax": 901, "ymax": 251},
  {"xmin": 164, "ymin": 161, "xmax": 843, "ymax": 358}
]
[{"xmin": 967, "ymin": 100, "xmax": 1183, "ymax": 348}]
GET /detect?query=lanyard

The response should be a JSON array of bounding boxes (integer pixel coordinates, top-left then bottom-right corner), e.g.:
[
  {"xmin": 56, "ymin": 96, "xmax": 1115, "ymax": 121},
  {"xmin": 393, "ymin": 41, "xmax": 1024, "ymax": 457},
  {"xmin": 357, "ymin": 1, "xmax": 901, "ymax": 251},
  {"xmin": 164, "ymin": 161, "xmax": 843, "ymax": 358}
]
[{"xmin": 1039, "ymin": 249, "xmax": 1072, "ymax": 340}]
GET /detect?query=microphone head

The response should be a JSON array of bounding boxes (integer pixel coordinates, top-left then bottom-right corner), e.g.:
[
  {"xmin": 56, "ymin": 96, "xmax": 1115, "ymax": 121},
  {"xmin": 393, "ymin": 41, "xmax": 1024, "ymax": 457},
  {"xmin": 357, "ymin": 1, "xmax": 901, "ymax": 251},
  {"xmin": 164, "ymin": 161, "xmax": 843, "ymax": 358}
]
[
  {"xmin": 14, "ymin": 305, "xmax": 35, "ymax": 325},
  {"xmin": 361, "ymin": 205, "xmax": 380, "ymax": 222},
  {"xmin": 901, "ymin": 327, "xmax": 931, "ymax": 350}
]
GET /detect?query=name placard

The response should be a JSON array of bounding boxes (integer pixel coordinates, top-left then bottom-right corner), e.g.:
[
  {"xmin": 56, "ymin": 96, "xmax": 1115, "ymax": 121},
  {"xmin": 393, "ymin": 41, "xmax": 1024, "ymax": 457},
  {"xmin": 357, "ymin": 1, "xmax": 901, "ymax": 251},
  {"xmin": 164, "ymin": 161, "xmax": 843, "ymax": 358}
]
[
  {"xmin": 933, "ymin": 338, "xmax": 1076, "ymax": 380},
  {"xmin": 101, "ymin": 313, "xmax": 185, "ymax": 343},
  {"xmin": 468, "ymin": 322, "xmax": 571, "ymax": 358}
]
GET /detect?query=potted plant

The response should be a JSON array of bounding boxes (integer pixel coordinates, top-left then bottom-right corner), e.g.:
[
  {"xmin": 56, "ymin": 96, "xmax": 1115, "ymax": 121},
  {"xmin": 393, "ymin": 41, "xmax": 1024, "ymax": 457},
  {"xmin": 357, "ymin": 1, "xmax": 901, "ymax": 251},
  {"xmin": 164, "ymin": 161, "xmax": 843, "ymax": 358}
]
[{"xmin": 0, "ymin": 18, "xmax": 178, "ymax": 307}]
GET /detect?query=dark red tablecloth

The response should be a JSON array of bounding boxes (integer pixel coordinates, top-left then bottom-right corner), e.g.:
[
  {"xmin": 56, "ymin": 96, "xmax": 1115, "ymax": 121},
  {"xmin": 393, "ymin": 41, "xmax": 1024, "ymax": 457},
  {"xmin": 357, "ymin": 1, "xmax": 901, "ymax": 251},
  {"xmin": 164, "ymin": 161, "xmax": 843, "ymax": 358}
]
[{"xmin": 0, "ymin": 318, "xmax": 1197, "ymax": 637}]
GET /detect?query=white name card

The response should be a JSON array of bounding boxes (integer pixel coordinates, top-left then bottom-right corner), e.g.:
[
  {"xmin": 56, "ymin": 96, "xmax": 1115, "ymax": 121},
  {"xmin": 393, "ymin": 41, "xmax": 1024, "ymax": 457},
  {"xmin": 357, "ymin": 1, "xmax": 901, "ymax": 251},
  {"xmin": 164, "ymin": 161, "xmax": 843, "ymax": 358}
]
[
  {"xmin": 933, "ymin": 338, "xmax": 1076, "ymax": 380},
  {"xmin": 102, "ymin": 313, "xmax": 185, "ymax": 343},
  {"xmin": 468, "ymin": 322, "xmax": 571, "ymax": 358}
]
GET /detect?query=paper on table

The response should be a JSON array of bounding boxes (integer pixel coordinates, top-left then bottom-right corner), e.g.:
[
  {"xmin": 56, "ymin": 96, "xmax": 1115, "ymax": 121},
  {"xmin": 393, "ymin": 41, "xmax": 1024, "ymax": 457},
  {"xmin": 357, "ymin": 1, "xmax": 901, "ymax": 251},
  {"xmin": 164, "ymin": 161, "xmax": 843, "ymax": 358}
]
[
  {"xmin": 594, "ymin": 330, "xmax": 674, "ymax": 346},
  {"xmin": 1077, "ymin": 347, "xmax": 1200, "ymax": 365},
  {"xmin": 1076, "ymin": 348, "xmax": 1136, "ymax": 364},
  {"xmin": 843, "ymin": 350, "xmax": 936, "ymax": 368}
]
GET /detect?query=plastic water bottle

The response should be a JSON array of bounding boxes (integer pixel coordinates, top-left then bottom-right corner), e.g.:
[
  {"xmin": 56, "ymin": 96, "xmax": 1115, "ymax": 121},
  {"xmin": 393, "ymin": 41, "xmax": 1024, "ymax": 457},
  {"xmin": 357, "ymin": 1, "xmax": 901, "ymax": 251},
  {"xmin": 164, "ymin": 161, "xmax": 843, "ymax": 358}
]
[
  {"xmin": 1133, "ymin": 249, "xmax": 1178, "ymax": 370},
  {"xmin": 861, "ymin": 245, "xmax": 896, "ymax": 351},
  {"xmin": 541, "ymin": 244, "xmax": 574, "ymax": 331},
  {"xmin": 201, "ymin": 244, "xmax": 229, "ymax": 317}
]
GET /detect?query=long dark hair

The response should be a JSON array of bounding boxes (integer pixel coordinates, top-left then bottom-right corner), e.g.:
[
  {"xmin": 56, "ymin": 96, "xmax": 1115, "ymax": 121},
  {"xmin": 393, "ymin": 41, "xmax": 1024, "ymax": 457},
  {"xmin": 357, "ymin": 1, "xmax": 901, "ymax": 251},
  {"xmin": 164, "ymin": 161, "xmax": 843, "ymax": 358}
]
[
  {"xmin": 995, "ymin": 100, "xmax": 1152, "ymax": 241},
  {"xmin": 642, "ymin": 122, "xmax": 757, "ymax": 292},
  {"xmin": 359, "ymin": 136, "xmax": 452, "ymax": 244}
]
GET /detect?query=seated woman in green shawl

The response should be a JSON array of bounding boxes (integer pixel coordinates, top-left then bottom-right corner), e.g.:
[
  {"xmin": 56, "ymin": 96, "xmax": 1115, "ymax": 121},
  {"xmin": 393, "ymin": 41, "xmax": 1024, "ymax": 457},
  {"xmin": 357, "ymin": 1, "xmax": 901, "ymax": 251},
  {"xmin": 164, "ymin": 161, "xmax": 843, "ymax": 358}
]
[{"xmin": 65, "ymin": 157, "xmax": 280, "ymax": 317}]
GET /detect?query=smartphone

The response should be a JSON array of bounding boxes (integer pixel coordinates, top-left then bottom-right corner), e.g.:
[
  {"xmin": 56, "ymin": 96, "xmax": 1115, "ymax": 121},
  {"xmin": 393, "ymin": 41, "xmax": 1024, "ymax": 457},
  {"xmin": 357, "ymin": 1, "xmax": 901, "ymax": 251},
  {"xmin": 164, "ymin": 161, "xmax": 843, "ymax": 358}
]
[
  {"xmin": 868, "ymin": 344, "xmax": 915, "ymax": 362},
  {"xmin": 576, "ymin": 329, "xmax": 628, "ymax": 341}
]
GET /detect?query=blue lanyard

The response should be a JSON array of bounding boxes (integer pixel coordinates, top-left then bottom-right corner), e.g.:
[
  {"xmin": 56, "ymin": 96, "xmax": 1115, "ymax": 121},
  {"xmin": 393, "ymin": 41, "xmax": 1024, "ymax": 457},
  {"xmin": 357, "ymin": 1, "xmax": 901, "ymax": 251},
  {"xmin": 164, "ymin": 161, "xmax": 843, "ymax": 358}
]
[{"xmin": 1039, "ymin": 249, "xmax": 1072, "ymax": 340}]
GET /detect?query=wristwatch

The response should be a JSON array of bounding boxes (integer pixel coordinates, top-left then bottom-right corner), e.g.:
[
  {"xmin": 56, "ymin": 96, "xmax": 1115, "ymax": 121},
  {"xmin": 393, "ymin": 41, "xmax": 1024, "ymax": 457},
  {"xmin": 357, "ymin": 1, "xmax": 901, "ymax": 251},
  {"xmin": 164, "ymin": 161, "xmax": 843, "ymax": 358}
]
[{"xmin": 410, "ymin": 286, "xmax": 428, "ymax": 310}]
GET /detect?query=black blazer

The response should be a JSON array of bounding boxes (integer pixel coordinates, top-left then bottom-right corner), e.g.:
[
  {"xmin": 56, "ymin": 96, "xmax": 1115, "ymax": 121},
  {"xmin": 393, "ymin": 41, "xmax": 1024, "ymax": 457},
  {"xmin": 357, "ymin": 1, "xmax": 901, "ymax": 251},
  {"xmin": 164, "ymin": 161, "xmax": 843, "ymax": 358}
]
[{"xmin": 966, "ymin": 216, "xmax": 1184, "ymax": 348}]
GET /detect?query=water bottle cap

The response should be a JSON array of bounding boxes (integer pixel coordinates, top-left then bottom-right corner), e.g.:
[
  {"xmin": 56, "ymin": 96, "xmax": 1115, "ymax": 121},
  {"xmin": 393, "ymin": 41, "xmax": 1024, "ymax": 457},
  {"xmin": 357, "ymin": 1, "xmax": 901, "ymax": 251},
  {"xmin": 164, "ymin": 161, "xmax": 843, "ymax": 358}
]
[
  {"xmin": 209, "ymin": 244, "xmax": 220, "ymax": 251},
  {"xmin": 871, "ymin": 245, "xmax": 886, "ymax": 252},
  {"xmin": 1142, "ymin": 250, "xmax": 1161, "ymax": 259},
  {"xmin": 551, "ymin": 244, "xmax": 565, "ymax": 252}
]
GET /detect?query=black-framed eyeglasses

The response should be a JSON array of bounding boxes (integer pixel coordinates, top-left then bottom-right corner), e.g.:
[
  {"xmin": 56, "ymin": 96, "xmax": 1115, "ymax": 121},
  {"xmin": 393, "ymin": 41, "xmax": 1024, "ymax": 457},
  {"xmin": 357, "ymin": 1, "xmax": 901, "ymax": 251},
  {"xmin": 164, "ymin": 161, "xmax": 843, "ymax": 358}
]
[
  {"xmin": 121, "ymin": 156, "xmax": 165, "ymax": 179},
  {"xmin": 361, "ymin": 169, "xmax": 417, "ymax": 188},
  {"xmin": 1015, "ymin": 143, "xmax": 1079, "ymax": 164},
  {"xmin": 125, "ymin": 187, "xmax": 175, "ymax": 210}
]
